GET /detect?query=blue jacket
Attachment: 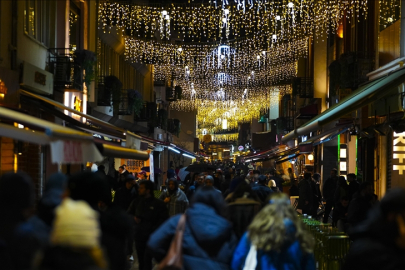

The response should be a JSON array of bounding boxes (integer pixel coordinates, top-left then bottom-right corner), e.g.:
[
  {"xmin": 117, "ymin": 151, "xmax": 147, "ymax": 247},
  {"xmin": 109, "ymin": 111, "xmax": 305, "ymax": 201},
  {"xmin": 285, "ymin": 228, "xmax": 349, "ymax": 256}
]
[
  {"xmin": 231, "ymin": 220, "xmax": 315, "ymax": 270},
  {"xmin": 148, "ymin": 203, "xmax": 238, "ymax": 270}
]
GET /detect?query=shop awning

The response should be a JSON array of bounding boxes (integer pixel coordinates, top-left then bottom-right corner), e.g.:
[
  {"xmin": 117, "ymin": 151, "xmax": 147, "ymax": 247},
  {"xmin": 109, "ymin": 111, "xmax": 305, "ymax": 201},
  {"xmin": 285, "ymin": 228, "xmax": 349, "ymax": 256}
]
[
  {"xmin": 20, "ymin": 90, "xmax": 122, "ymax": 133},
  {"xmin": 313, "ymin": 126, "xmax": 350, "ymax": 146},
  {"xmin": 300, "ymin": 124, "xmax": 351, "ymax": 146},
  {"xmin": 282, "ymin": 67, "xmax": 405, "ymax": 143},
  {"xmin": 276, "ymin": 153, "xmax": 301, "ymax": 164},
  {"xmin": 95, "ymin": 143, "xmax": 149, "ymax": 161},
  {"xmin": 0, "ymin": 106, "xmax": 104, "ymax": 164}
]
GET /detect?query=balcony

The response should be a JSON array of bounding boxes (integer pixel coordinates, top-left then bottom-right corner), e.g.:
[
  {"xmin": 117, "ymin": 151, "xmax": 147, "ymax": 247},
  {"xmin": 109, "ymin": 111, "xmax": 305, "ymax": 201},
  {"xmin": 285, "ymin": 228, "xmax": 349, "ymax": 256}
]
[
  {"xmin": 276, "ymin": 117, "xmax": 294, "ymax": 133},
  {"xmin": 48, "ymin": 48, "xmax": 83, "ymax": 91},
  {"xmin": 167, "ymin": 119, "xmax": 181, "ymax": 137},
  {"xmin": 293, "ymin": 77, "xmax": 314, "ymax": 98},
  {"xmin": 329, "ymin": 51, "xmax": 375, "ymax": 94}
]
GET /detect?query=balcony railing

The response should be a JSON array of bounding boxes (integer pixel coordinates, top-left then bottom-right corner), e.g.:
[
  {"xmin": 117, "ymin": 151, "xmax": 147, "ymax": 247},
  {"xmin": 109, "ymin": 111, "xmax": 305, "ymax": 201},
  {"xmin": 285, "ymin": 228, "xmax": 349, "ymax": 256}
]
[
  {"xmin": 293, "ymin": 77, "xmax": 314, "ymax": 98},
  {"xmin": 329, "ymin": 51, "xmax": 375, "ymax": 94},
  {"xmin": 276, "ymin": 117, "xmax": 294, "ymax": 133},
  {"xmin": 48, "ymin": 48, "xmax": 83, "ymax": 91}
]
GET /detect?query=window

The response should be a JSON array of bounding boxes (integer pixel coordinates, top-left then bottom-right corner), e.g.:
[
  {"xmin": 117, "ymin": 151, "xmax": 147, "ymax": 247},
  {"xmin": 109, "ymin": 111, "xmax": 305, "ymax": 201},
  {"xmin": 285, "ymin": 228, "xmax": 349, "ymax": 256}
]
[{"xmin": 24, "ymin": 0, "xmax": 52, "ymax": 47}]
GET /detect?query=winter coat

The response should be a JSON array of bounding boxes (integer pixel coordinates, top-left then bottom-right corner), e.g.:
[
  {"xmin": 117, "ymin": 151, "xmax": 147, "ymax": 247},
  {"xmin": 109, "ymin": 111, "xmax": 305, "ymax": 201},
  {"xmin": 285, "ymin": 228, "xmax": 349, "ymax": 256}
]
[
  {"xmin": 127, "ymin": 196, "xmax": 169, "ymax": 242},
  {"xmin": 148, "ymin": 203, "xmax": 238, "ymax": 270},
  {"xmin": 347, "ymin": 180, "xmax": 360, "ymax": 201},
  {"xmin": 0, "ymin": 221, "xmax": 41, "ymax": 270},
  {"xmin": 322, "ymin": 176, "xmax": 338, "ymax": 202},
  {"xmin": 343, "ymin": 207, "xmax": 405, "ymax": 270},
  {"xmin": 114, "ymin": 186, "xmax": 137, "ymax": 211},
  {"xmin": 226, "ymin": 197, "xmax": 261, "ymax": 239},
  {"xmin": 159, "ymin": 188, "xmax": 189, "ymax": 216},
  {"xmin": 231, "ymin": 220, "xmax": 315, "ymax": 270},
  {"xmin": 347, "ymin": 192, "xmax": 372, "ymax": 227},
  {"xmin": 297, "ymin": 179, "xmax": 314, "ymax": 213},
  {"xmin": 252, "ymin": 185, "xmax": 273, "ymax": 203}
]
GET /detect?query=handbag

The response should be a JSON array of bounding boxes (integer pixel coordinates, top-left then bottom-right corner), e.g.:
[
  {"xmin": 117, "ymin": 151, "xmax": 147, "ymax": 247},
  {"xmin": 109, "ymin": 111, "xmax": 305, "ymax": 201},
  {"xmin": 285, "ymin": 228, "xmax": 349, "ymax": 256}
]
[
  {"xmin": 243, "ymin": 244, "xmax": 258, "ymax": 270},
  {"xmin": 158, "ymin": 214, "xmax": 186, "ymax": 270}
]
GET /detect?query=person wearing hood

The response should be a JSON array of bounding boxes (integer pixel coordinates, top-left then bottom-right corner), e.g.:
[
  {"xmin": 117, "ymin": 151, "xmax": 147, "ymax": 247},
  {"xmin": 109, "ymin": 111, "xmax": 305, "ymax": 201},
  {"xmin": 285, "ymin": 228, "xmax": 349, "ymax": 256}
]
[
  {"xmin": 27, "ymin": 173, "xmax": 67, "ymax": 247},
  {"xmin": 343, "ymin": 188, "xmax": 405, "ymax": 270},
  {"xmin": 231, "ymin": 193, "xmax": 315, "ymax": 270},
  {"xmin": 159, "ymin": 178, "xmax": 189, "ymax": 216},
  {"xmin": 148, "ymin": 186, "xmax": 238, "ymax": 270}
]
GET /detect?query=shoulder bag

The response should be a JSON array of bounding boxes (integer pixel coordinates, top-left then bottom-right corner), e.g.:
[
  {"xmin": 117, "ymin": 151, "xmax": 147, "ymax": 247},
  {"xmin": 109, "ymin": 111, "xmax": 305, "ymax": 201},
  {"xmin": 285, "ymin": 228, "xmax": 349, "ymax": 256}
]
[{"xmin": 158, "ymin": 214, "xmax": 186, "ymax": 270}]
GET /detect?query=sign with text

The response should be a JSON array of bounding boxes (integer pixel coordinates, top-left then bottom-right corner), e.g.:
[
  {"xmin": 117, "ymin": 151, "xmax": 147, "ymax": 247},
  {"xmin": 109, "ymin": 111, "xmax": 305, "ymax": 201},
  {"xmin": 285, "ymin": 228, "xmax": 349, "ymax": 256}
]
[
  {"xmin": 50, "ymin": 140, "xmax": 103, "ymax": 164},
  {"xmin": 392, "ymin": 132, "xmax": 405, "ymax": 189}
]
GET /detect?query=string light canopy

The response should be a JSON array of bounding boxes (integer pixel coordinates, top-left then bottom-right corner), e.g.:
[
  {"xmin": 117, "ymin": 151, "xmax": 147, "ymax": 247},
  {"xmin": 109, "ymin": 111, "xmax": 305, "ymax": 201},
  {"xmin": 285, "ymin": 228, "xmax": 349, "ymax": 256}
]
[
  {"xmin": 99, "ymin": 0, "xmax": 368, "ymax": 130},
  {"xmin": 379, "ymin": 0, "xmax": 400, "ymax": 30},
  {"xmin": 100, "ymin": 0, "xmax": 367, "ymax": 45}
]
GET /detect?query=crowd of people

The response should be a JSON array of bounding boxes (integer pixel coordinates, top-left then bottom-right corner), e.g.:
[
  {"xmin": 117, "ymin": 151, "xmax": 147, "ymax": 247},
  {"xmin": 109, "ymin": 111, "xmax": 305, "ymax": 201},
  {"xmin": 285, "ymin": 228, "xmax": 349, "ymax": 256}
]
[{"xmin": 1, "ymin": 163, "xmax": 405, "ymax": 270}]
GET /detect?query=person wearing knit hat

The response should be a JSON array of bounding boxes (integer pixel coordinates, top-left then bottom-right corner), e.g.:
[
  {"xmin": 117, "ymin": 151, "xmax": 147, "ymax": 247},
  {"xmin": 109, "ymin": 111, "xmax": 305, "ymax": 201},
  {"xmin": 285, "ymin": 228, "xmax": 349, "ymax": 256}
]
[
  {"xmin": 37, "ymin": 198, "xmax": 107, "ymax": 270},
  {"xmin": 51, "ymin": 198, "xmax": 100, "ymax": 248}
]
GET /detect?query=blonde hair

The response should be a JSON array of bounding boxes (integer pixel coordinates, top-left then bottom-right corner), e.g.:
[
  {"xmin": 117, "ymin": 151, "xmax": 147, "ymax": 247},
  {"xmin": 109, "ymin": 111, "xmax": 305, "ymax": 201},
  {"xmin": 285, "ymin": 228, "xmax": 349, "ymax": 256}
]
[{"xmin": 247, "ymin": 193, "xmax": 314, "ymax": 253}]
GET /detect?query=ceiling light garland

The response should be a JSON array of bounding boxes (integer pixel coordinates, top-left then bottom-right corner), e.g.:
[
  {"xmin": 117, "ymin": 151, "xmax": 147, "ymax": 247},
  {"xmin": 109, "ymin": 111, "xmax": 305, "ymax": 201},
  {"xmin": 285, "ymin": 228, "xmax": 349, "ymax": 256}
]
[
  {"xmin": 99, "ymin": 0, "xmax": 368, "ymax": 131},
  {"xmin": 379, "ymin": 0, "xmax": 400, "ymax": 29},
  {"xmin": 100, "ymin": 1, "xmax": 367, "ymax": 45}
]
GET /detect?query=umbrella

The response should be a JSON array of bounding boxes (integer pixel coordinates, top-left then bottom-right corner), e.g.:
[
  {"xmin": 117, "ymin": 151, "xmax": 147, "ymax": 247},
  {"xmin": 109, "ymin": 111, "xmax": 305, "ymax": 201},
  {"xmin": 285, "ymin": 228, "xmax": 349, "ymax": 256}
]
[
  {"xmin": 178, "ymin": 167, "xmax": 190, "ymax": 182},
  {"xmin": 140, "ymin": 166, "xmax": 162, "ymax": 174},
  {"xmin": 185, "ymin": 163, "xmax": 217, "ymax": 173}
]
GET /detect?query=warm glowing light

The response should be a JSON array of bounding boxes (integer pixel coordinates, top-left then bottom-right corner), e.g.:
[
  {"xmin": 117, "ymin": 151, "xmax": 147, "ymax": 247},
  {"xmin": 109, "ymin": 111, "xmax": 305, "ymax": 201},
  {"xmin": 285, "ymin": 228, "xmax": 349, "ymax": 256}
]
[
  {"xmin": 337, "ymin": 24, "xmax": 344, "ymax": 38},
  {"xmin": 308, "ymin": 154, "xmax": 314, "ymax": 161}
]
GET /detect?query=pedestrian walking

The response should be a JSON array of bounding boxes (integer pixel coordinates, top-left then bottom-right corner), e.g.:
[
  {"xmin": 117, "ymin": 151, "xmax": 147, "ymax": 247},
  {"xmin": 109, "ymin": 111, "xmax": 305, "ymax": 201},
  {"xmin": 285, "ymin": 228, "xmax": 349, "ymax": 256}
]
[
  {"xmin": 231, "ymin": 193, "xmax": 315, "ymax": 270},
  {"xmin": 148, "ymin": 186, "xmax": 238, "ymax": 270}
]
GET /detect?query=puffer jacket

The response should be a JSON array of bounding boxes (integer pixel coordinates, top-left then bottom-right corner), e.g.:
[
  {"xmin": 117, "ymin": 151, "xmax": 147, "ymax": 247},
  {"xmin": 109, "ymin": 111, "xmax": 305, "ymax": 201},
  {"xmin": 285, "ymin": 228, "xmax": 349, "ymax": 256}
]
[{"xmin": 148, "ymin": 203, "xmax": 238, "ymax": 270}]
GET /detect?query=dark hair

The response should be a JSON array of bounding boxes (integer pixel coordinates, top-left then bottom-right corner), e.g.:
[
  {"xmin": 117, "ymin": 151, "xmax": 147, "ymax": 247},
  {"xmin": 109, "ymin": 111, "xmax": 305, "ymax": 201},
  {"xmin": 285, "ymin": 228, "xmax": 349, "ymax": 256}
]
[
  {"xmin": 231, "ymin": 181, "xmax": 259, "ymax": 202},
  {"xmin": 0, "ymin": 172, "xmax": 35, "ymax": 220},
  {"xmin": 359, "ymin": 181, "xmax": 373, "ymax": 191},
  {"xmin": 338, "ymin": 176, "xmax": 347, "ymax": 186},
  {"xmin": 304, "ymin": 172, "xmax": 312, "ymax": 179},
  {"xmin": 341, "ymin": 196, "xmax": 349, "ymax": 201},
  {"xmin": 190, "ymin": 186, "xmax": 226, "ymax": 216},
  {"xmin": 139, "ymin": 180, "xmax": 154, "ymax": 192},
  {"xmin": 347, "ymin": 173, "xmax": 356, "ymax": 179},
  {"xmin": 119, "ymin": 166, "xmax": 125, "ymax": 170},
  {"xmin": 68, "ymin": 172, "xmax": 112, "ymax": 208},
  {"xmin": 258, "ymin": 175, "xmax": 267, "ymax": 184},
  {"xmin": 98, "ymin": 165, "xmax": 105, "ymax": 171}
]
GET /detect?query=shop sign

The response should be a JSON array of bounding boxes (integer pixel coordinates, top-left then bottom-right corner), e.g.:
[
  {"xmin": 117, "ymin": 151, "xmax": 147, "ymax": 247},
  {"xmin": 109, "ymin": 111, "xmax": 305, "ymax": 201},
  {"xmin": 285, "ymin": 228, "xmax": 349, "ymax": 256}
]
[
  {"xmin": 393, "ymin": 132, "xmax": 405, "ymax": 175},
  {"xmin": 238, "ymin": 145, "xmax": 244, "ymax": 151},
  {"xmin": 63, "ymin": 141, "xmax": 83, "ymax": 163}
]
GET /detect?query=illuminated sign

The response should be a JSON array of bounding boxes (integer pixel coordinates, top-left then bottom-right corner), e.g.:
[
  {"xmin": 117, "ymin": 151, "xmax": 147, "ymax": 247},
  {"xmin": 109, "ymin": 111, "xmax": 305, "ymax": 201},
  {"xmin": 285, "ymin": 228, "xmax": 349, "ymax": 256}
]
[{"xmin": 393, "ymin": 132, "xmax": 405, "ymax": 175}]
